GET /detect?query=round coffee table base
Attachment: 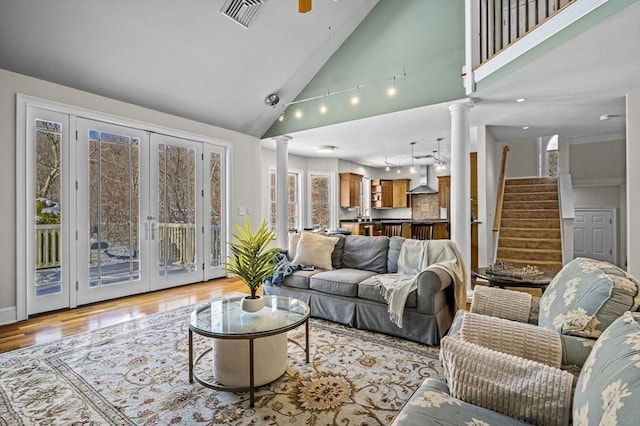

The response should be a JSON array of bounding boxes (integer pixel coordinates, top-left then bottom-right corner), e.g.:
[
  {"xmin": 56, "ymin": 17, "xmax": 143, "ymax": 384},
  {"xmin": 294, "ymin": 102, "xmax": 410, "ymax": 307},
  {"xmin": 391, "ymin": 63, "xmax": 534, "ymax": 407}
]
[{"xmin": 212, "ymin": 334, "xmax": 287, "ymax": 387}]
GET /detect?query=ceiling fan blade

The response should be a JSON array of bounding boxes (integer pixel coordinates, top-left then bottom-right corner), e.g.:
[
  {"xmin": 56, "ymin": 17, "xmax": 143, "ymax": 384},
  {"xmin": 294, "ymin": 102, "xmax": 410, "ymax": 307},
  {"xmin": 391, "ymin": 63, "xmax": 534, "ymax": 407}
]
[{"xmin": 299, "ymin": 0, "xmax": 311, "ymax": 13}]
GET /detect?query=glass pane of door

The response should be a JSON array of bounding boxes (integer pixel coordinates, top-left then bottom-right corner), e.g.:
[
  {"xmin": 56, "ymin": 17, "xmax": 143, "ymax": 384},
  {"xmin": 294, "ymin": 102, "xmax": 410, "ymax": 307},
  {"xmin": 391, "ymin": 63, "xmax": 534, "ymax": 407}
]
[
  {"xmin": 209, "ymin": 151, "xmax": 222, "ymax": 268},
  {"xmin": 205, "ymin": 145, "xmax": 226, "ymax": 280},
  {"xmin": 157, "ymin": 143, "xmax": 197, "ymax": 276},
  {"xmin": 76, "ymin": 119, "xmax": 148, "ymax": 305},
  {"xmin": 150, "ymin": 134, "xmax": 203, "ymax": 289},
  {"xmin": 28, "ymin": 109, "xmax": 70, "ymax": 315},
  {"xmin": 88, "ymin": 129, "xmax": 141, "ymax": 287}
]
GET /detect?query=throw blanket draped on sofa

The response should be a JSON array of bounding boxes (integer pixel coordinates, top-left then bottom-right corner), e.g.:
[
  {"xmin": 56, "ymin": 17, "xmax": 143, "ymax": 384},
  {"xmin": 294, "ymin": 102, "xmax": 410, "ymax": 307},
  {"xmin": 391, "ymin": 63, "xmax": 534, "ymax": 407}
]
[{"xmin": 373, "ymin": 239, "xmax": 468, "ymax": 327}]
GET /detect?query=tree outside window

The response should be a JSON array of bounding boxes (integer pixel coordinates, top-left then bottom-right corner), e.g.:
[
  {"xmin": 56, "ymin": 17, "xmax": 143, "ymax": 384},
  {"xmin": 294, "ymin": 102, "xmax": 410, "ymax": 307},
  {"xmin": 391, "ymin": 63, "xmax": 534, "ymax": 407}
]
[
  {"xmin": 310, "ymin": 174, "xmax": 330, "ymax": 229},
  {"xmin": 269, "ymin": 169, "xmax": 300, "ymax": 232}
]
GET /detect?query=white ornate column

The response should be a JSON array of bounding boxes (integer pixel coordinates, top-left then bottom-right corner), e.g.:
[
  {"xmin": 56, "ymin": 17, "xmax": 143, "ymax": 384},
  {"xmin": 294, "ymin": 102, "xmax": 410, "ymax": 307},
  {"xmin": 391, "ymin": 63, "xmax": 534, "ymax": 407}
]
[
  {"xmin": 274, "ymin": 135, "xmax": 292, "ymax": 248},
  {"xmin": 449, "ymin": 101, "xmax": 473, "ymax": 292}
]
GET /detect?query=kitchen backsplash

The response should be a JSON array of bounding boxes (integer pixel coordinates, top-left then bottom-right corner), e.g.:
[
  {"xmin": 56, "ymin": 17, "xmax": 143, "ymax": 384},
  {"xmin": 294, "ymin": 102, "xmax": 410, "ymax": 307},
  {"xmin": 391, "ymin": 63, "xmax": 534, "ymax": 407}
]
[{"xmin": 411, "ymin": 193, "xmax": 439, "ymax": 219}]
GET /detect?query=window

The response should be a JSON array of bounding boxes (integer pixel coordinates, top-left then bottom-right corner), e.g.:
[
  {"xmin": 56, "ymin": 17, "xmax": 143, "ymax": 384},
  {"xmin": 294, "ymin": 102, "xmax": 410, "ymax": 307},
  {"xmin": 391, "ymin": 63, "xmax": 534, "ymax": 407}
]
[
  {"xmin": 537, "ymin": 135, "xmax": 559, "ymax": 177},
  {"xmin": 309, "ymin": 173, "xmax": 332, "ymax": 230},
  {"xmin": 269, "ymin": 169, "xmax": 301, "ymax": 232}
]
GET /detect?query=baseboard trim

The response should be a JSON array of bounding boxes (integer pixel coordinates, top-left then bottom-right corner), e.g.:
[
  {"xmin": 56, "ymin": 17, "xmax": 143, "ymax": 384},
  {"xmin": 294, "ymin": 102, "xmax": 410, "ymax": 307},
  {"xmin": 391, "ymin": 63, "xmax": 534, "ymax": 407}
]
[{"xmin": 0, "ymin": 307, "xmax": 17, "ymax": 325}]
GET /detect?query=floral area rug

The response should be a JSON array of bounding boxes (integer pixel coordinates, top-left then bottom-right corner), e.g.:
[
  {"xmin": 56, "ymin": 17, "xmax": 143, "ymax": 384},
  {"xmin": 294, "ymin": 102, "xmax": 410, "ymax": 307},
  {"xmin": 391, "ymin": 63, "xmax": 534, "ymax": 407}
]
[{"xmin": 0, "ymin": 301, "xmax": 442, "ymax": 425}]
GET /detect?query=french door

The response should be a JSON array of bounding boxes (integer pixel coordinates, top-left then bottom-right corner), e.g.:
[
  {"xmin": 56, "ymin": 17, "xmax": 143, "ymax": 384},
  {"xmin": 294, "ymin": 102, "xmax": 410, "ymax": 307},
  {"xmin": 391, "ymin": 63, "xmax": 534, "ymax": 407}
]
[{"xmin": 25, "ymin": 107, "xmax": 226, "ymax": 315}]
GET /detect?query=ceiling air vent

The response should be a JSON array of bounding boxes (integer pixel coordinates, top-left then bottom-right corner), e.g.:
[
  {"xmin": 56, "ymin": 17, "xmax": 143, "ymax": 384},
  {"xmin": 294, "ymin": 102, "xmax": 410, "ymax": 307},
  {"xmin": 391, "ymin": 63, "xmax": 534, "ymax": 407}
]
[{"xmin": 220, "ymin": 0, "xmax": 265, "ymax": 28}]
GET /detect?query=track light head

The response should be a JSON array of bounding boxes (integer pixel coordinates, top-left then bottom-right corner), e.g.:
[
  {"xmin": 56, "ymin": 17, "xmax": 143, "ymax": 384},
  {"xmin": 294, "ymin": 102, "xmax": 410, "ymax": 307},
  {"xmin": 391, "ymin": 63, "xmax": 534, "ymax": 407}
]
[{"xmin": 265, "ymin": 93, "xmax": 280, "ymax": 106}]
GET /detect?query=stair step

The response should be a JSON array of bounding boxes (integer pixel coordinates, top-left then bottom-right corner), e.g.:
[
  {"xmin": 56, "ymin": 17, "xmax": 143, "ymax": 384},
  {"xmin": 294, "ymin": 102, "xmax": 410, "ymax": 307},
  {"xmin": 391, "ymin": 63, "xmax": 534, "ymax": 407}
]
[
  {"xmin": 503, "ymin": 200, "xmax": 559, "ymax": 210},
  {"xmin": 503, "ymin": 192, "xmax": 558, "ymax": 202},
  {"xmin": 500, "ymin": 218, "xmax": 560, "ymax": 229},
  {"xmin": 504, "ymin": 184, "xmax": 558, "ymax": 194},
  {"xmin": 505, "ymin": 177, "xmax": 558, "ymax": 186},
  {"xmin": 497, "ymin": 247, "xmax": 563, "ymax": 262},
  {"xmin": 501, "ymin": 209, "xmax": 559, "ymax": 219},
  {"xmin": 494, "ymin": 258, "xmax": 563, "ymax": 275},
  {"xmin": 499, "ymin": 227, "xmax": 561, "ymax": 239},
  {"xmin": 498, "ymin": 237, "xmax": 562, "ymax": 250}
]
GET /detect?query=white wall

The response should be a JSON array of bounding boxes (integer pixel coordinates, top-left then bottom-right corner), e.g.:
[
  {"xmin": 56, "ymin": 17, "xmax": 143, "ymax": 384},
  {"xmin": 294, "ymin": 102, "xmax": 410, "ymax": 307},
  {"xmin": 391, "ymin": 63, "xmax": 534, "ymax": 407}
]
[
  {"xmin": 498, "ymin": 137, "xmax": 539, "ymax": 178},
  {"xmin": 0, "ymin": 68, "xmax": 261, "ymax": 313},
  {"xmin": 570, "ymin": 139, "xmax": 626, "ymax": 267},
  {"xmin": 627, "ymin": 90, "xmax": 640, "ymax": 275},
  {"xmin": 477, "ymin": 126, "xmax": 498, "ymax": 266}
]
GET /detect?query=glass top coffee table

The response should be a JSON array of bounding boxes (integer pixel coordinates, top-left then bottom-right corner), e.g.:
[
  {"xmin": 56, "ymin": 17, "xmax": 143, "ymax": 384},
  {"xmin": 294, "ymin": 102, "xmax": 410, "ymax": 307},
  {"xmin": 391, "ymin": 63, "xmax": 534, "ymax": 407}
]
[{"xmin": 188, "ymin": 295, "xmax": 310, "ymax": 407}]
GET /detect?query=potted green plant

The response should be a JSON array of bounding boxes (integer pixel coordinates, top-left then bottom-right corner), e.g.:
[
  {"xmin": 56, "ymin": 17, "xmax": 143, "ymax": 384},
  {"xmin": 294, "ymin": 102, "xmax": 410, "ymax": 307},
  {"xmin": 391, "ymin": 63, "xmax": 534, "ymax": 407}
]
[{"xmin": 225, "ymin": 219, "xmax": 280, "ymax": 312}]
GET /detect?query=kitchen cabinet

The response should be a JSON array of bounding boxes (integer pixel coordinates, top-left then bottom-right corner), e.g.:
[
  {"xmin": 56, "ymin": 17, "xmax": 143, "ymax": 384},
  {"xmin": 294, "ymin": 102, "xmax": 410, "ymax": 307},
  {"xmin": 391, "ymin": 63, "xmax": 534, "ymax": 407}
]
[
  {"xmin": 340, "ymin": 221, "xmax": 374, "ymax": 236},
  {"xmin": 392, "ymin": 179, "xmax": 410, "ymax": 208},
  {"xmin": 371, "ymin": 179, "xmax": 393, "ymax": 208},
  {"xmin": 340, "ymin": 172, "xmax": 363, "ymax": 208},
  {"xmin": 437, "ymin": 175, "xmax": 450, "ymax": 209}
]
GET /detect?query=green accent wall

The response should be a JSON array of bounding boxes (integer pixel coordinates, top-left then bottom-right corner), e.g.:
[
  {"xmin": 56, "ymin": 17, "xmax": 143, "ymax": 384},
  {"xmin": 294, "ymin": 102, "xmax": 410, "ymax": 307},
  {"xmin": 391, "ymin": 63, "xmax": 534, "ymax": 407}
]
[{"xmin": 263, "ymin": 0, "xmax": 466, "ymax": 138}]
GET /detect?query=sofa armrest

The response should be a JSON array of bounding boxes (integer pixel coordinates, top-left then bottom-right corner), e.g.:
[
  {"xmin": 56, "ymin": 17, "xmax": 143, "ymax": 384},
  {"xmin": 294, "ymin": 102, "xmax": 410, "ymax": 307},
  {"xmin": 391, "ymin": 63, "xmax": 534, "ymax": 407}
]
[
  {"xmin": 441, "ymin": 336, "xmax": 574, "ymax": 426},
  {"xmin": 415, "ymin": 268, "xmax": 453, "ymax": 315}
]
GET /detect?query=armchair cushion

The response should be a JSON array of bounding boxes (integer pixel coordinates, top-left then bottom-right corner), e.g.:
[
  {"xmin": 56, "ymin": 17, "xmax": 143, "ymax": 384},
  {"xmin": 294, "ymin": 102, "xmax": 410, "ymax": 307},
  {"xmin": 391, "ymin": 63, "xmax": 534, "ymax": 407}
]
[
  {"xmin": 538, "ymin": 257, "xmax": 640, "ymax": 339},
  {"xmin": 460, "ymin": 311, "xmax": 562, "ymax": 367},
  {"xmin": 392, "ymin": 378, "xmax": 531, "ymax": 426},
  {"xmin": 440, "ymin": 336, "xmax": 574, "ymax": 426},
  {"xmin": 573, "ymin": 311, "xmax": 640, "ymax": 425}
]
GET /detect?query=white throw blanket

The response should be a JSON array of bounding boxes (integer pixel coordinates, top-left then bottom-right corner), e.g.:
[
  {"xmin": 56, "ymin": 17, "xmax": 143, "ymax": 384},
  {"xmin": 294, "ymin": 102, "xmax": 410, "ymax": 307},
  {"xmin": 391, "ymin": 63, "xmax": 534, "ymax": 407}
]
[{"xmin": 373, "ymin": 239, "xmax": 468, "ymax": 328}]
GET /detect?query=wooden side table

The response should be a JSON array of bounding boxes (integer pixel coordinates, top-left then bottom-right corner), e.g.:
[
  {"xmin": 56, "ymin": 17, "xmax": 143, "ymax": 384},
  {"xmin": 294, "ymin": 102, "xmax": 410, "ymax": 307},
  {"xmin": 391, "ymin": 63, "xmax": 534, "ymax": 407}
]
[{"xmin": 472, "ymin": 267, "xmax": 554, "ymax": 293}]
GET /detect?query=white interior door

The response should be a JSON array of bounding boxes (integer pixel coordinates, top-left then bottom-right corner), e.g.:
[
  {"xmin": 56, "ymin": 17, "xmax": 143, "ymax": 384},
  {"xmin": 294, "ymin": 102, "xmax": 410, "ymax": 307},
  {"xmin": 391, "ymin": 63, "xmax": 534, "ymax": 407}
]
[
  {"xmin": 149, "ymin": 134, "xmax": 204, "ymax": 289},
  {"xmin": 574, "ymin": 208, "xmax": 616, "ymax": 264}
]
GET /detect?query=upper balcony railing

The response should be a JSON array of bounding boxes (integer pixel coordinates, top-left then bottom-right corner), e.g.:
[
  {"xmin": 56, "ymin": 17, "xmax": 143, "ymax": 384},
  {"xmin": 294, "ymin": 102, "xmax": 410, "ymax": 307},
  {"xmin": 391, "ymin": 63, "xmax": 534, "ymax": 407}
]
[{"xmin": 479, "ymin": 0, "xmax": 575, "ymax": 65}]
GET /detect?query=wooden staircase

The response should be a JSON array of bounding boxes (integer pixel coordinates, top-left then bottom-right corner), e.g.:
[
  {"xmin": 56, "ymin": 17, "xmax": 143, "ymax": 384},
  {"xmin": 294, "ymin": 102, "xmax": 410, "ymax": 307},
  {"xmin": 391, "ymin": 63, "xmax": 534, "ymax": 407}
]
[{"xmin": 495, "ymin": 177, "xmax": 564, "ymax": 275}]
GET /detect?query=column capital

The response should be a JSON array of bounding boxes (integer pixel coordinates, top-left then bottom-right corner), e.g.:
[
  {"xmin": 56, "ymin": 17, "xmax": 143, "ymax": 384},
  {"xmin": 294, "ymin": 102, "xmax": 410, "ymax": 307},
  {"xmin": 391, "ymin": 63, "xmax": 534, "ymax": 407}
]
[
  {"xmin": 272, "ymin": 135, "xmax": 292, "ymax": 145},
  {"xmin": 448, "ymin": 99, "xmax": 474, "ymax": 113}
]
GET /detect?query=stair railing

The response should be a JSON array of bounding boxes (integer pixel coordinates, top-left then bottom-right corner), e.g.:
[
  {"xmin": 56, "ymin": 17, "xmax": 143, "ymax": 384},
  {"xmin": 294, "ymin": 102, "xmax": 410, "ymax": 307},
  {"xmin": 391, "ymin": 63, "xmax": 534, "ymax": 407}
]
[{"xmin": 492, "ymin": 145, "xmax": 510, "ymax": 262}]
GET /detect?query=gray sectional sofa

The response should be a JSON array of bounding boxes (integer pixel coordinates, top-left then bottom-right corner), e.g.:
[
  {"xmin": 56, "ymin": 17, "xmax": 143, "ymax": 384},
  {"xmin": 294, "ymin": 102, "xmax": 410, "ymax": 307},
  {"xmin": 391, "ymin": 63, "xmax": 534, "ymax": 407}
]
[{"xmin": 263, "ymin": 234, "xmax": 457, "ymax": 345}]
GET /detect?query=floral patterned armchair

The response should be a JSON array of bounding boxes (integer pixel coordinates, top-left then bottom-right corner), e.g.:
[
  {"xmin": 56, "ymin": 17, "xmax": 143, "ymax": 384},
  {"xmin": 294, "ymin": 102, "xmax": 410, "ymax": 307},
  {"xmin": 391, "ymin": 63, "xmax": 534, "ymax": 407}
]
[
  {"xmin": 393, "ymin": 311, "xmax": 640, "ymax": 426},
  {"xmin": 450, "ymin": 257, "xmax": 640, "ymax": 368}
]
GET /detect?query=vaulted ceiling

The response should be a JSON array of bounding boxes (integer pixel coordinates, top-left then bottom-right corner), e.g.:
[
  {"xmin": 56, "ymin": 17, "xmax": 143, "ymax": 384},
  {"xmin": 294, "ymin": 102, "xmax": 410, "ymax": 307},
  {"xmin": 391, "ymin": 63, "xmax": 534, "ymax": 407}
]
[{"xmin": 1, "ymin": 0, "xmax": 639, "ymax": 170}]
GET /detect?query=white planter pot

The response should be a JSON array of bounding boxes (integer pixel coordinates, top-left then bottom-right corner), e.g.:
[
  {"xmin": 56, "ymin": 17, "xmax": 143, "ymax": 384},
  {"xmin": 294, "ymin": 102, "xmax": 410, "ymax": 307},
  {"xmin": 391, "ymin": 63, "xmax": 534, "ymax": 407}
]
[{"xmin": 241, "ymin": 296, "xmax": 265, "ymax": 312}]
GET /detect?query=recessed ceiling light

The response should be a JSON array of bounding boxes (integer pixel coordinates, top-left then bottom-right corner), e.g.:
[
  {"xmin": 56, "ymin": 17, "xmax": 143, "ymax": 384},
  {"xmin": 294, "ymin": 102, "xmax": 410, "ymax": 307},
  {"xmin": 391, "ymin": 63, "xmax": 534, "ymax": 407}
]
[
  {"xmin": 516, "ymin": 98, "xmax": 526, "ymax": 103},
  {"xmin": 522, "ymin": 126, "xmax": 530, "ymax": 130},
  {"xmin": 315, "ymin": 145, "xmax": 335, "ymax": 154}
]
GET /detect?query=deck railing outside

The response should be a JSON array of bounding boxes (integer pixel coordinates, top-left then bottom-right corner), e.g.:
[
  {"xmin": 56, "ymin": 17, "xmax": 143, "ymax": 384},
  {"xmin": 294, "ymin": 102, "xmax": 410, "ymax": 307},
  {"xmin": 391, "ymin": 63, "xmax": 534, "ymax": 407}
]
[
  {"xmin": 36, "ymin": 223, "xmax": 222, "ymax": 269},
  {"xmin": 479, "ymin": 0, "xmax": 575, "ymax": 65}
]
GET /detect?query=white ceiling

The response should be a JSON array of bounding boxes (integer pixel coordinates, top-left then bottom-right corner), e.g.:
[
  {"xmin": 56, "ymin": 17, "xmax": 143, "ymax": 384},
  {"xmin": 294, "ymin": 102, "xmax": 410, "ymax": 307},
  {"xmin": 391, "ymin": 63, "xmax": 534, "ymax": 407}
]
[
  {"xmin": 265, "ymin": 1, "xmax": 640, "ymax": 168},
  {"xmin": 1, "ymin": 0, "xmax": 638, "ymax": 170},
  {"xmin": 0, "ymin": 0, "xmax": 377, "ymax": 136}
]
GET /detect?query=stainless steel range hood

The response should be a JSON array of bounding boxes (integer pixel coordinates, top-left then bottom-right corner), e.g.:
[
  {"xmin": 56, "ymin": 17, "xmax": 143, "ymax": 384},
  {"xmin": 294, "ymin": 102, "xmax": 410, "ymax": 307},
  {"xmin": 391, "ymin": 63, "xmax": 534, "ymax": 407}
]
[{"xmin": 407, "ymin": 165, "xmax": 438, "ymax": 194}]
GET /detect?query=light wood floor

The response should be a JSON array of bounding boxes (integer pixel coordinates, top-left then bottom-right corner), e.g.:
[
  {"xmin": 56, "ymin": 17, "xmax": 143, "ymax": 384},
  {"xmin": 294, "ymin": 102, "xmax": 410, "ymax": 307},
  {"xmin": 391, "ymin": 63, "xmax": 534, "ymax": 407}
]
[{"xmin": 0, "ymin": 277, "xmax": 247, "ymax": 354}]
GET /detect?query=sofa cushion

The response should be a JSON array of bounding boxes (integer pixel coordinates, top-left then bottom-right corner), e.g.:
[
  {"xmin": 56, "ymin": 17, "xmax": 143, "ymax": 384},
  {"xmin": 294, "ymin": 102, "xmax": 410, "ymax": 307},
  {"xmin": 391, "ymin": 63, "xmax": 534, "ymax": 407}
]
[
  {"xmin": 342, "ymin": 235, "xmax": 389, "ymax": 274},
  {"xmin": 387, "ymin": 236, "xmax": 405, "ymax": 273},
  {"xmin": 538, "ymin": 257, "xmax": 640, "ymax": 338},
  {"xmin": 280, "ymin": 269, "xmax": 322, "ymax": 290},
  {"xmin": 292, "ymin": 232, "xmax": 339, "ymax": 270},
  {"xmin": 358, "ymin": 276, "xmax": 417, "ymax": 308},
  {"xmin": 310, "ymin": 269, "xmax": 377, "ymax": 297},
  {"xmin": 573, "ymin": 311, "xmax": 640, "ymax": 425}
]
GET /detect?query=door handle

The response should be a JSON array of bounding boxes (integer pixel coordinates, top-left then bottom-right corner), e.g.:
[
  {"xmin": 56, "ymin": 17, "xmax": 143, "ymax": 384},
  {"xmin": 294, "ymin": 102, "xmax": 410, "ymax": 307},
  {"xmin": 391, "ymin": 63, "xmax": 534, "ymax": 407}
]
[{"xmin": 151, "ymin": 222, "xmax": 157, "ymax": 240}]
